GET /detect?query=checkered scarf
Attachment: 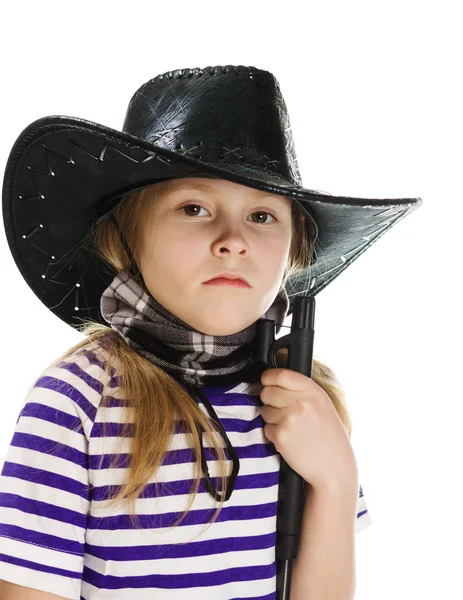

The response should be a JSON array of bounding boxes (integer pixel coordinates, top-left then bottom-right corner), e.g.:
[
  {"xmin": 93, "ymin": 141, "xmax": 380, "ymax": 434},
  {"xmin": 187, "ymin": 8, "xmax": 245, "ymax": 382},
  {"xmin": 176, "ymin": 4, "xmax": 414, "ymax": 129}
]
[{"xmin": 100, "ymin": 269, "xmax": 289, "ymax": 388}]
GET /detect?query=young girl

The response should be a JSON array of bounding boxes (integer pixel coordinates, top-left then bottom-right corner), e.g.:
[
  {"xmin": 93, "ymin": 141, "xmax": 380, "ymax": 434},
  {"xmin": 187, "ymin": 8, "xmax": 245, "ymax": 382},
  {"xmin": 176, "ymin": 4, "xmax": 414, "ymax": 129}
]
[{"xmin": 0, "ymin": 65, "xmax": 420, "ymax": 599}]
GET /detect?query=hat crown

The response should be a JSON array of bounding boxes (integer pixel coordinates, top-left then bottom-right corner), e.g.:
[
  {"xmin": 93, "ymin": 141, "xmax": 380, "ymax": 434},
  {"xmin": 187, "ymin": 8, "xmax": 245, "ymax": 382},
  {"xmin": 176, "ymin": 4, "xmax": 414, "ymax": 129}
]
[{"xmin": 121, "ymin": 65, "xmax": 302, "ymax": 187}]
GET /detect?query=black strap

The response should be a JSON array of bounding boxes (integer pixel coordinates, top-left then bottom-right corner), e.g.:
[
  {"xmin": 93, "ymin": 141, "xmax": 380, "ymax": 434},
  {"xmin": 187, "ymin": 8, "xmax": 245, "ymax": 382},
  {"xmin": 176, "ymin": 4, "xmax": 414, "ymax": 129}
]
[{"xmin": 185, "ymin": 383, "xmax": 240, "ymax": 502}]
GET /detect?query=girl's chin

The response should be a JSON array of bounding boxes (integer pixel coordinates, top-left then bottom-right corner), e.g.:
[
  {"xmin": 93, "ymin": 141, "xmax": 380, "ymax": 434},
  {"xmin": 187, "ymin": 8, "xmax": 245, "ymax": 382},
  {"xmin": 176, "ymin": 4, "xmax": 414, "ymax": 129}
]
[{"xmin": 191, "ymin": 316, "xmax": 256, "ymax": 337}]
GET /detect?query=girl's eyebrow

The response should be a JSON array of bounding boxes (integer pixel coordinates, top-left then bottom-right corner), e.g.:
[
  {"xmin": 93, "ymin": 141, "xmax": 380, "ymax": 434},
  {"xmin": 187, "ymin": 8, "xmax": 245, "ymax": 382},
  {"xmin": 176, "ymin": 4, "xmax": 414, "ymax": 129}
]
[{"xmin": 166, "ymin": 182, "xmax": 290, "ymax": 204}]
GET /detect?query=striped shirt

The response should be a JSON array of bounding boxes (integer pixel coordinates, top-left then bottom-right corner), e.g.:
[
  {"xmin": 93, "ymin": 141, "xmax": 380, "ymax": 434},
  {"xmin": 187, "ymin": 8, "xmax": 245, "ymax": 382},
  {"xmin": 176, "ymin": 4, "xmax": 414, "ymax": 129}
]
[{"xmin": 0, "ymin": 343, "xmax": 372, "ymax": 599}]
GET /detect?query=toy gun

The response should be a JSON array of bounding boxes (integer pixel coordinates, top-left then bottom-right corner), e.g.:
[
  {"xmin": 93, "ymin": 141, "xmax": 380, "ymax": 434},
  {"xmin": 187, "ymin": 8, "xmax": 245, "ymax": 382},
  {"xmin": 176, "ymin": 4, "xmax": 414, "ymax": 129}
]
[{"xmin": 254, "ymin": 295, "xmax": 315, "ymax": 600}]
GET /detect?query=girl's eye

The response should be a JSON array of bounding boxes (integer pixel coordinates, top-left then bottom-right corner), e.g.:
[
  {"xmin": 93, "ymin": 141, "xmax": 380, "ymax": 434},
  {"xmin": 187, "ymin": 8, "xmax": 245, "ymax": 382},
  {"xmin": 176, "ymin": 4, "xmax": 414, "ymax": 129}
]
[{"xmin": 180, "ymin": 204, "xmax": 277, "ymax": 224}]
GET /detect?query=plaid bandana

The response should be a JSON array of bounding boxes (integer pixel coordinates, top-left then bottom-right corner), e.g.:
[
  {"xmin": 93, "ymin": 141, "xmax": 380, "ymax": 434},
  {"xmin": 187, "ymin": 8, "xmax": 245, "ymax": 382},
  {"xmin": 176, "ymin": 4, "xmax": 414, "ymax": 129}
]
[{"xmin": 100, "ymin": 269, "xmax": 289, "ymax": 388}]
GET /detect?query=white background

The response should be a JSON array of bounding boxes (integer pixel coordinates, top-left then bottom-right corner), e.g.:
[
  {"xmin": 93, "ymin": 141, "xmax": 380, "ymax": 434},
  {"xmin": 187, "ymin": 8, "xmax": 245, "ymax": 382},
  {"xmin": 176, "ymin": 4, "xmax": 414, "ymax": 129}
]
[{"xmin": 0, "ymin": 1, "xmax": 461, "ymax": 598}]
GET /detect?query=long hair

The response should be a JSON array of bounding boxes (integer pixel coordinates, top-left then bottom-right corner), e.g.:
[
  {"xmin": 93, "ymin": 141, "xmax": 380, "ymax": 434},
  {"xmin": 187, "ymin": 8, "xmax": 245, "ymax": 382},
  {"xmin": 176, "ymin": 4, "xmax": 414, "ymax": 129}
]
[{"xmin": 39, "ymin": 180, "xmax": 353, "ymax": 537}]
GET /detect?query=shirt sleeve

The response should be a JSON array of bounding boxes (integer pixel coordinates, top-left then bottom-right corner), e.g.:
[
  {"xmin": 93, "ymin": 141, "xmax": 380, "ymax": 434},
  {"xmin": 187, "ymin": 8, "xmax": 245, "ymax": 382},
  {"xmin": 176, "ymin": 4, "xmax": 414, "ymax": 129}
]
[
  {"xmin": 356, "ymin": 484, "xmax": 372, "ymax": 533},
  {"xmin": 0, "ymin": 366, "xmax": 93, "ymax": 600}
]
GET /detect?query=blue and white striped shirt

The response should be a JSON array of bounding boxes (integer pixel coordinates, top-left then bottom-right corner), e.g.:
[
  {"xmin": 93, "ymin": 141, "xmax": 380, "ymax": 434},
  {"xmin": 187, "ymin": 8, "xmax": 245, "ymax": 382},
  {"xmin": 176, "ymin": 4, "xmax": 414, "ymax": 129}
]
[{"xmin": 0, "ymin": 343, "xmax": 372, "ymax": 599}]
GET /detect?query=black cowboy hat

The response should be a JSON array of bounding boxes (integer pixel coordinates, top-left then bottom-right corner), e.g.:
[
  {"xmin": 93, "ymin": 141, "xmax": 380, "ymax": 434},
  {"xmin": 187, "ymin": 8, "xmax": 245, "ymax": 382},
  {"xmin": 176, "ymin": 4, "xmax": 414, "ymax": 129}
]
[{"xmin": 2, "ymin": 64, "xmax": 423, "ymax": 329}]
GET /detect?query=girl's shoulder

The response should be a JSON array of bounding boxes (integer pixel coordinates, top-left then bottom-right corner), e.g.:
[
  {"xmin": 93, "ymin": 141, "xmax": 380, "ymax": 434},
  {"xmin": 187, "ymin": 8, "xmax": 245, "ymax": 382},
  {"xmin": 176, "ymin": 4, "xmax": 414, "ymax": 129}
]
[
  {"xmin": 25, "ymin": 338, "xmax": 123, "ymax": 438},
  {"xmin": 50, "ymin": 338, "xmax": 120, "ymax": 387}
]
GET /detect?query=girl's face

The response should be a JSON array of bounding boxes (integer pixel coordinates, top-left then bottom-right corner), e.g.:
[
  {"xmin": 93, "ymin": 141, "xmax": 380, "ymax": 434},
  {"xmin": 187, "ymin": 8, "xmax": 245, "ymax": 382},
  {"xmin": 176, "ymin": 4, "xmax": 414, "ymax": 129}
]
[{"xmin": 136, "ymin": 177, "xmax": 293, "ymax": 336}]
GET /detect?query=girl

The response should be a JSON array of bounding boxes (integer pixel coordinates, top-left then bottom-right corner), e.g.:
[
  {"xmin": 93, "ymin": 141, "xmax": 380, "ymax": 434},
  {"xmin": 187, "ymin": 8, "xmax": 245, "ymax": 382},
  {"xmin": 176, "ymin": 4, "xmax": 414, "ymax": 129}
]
[{"xmin": 0, "ymin": 65, "xmax": 420, "ymax": 599}]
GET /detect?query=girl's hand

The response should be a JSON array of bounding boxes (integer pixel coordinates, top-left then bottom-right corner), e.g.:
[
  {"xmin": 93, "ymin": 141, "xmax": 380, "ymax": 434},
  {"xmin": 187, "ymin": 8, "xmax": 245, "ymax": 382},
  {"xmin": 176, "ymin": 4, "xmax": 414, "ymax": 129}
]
[{"xmin": 260, "ymin": 367, "xmax": 358, "ymax": 492}]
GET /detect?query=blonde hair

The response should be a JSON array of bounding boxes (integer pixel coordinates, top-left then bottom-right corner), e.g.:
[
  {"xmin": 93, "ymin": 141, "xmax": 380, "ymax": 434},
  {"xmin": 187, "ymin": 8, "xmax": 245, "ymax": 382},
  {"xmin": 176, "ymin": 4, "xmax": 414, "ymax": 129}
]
[{"xmin": 41, "ymin": 180, "xmax": 353, "ymax": 537}]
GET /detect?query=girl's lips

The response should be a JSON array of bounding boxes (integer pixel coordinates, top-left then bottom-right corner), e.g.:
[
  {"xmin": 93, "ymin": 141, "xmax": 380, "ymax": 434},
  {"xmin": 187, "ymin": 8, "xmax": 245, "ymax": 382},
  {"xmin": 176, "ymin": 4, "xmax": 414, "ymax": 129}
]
[{"xmin": 203, "ymin": 278, "xmax": 250, "ymax": 288}]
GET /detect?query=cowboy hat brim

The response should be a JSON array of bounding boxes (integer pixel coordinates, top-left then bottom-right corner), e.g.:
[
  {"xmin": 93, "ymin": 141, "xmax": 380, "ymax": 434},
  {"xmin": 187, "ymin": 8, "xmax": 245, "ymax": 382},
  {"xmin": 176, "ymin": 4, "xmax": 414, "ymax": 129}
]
[{"xmin": 2, "ymin": 115, "xmax": 423, "ymax": 329}]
